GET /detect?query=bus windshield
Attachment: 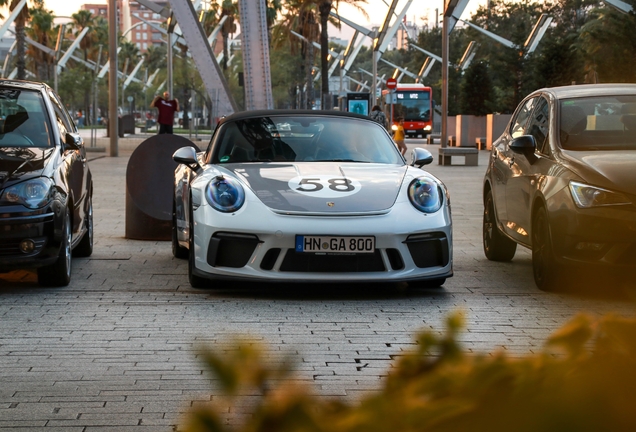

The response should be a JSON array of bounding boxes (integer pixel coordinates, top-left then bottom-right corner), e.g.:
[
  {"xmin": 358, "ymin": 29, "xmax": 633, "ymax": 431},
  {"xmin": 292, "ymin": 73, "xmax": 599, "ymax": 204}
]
[{"xmin": 394, "ymin": 91, "xmax": 431, "ymax": 122}]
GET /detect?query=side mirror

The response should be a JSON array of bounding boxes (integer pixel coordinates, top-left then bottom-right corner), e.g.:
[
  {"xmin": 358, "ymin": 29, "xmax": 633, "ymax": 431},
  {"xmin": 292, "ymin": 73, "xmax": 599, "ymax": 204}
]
[
  {"xmin": 173, "ymin": 146, "xmax": 201, "ymax": 170},
  {"xmin": 509, "ymin": 135, "xmax": 536, "ymax": 153},
  {"xmin": 410, "ymin": 147, "xmax": 434, "ymax": 167},
  {"xmin": 64, "ymin": 132, "xmax": 83, "ymax": 150}
]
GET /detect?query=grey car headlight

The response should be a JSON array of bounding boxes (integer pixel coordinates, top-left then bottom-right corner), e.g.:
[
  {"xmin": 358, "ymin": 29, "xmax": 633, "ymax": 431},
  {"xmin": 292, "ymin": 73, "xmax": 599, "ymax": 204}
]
[
  {"xmin": 205, "ymin": 175, "xmax": 245, "ymax": 212},
  {"xmin": 569, "ymin": 181, "xmax": 632, "ymax": 208},
  {"xmin": 408, "ymin": 176, "xmax": 443, "ymax": 213},
  {"xmin": 0, "ymin": 177, "xmax": 54, "ymax": 209}
]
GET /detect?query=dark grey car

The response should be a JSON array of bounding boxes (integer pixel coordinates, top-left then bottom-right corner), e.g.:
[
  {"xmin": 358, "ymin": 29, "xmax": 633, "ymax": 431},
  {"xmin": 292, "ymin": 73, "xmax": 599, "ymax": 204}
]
[{"xmin": 483, "ymin": 84, "xmax": 636, "ymax": 291}]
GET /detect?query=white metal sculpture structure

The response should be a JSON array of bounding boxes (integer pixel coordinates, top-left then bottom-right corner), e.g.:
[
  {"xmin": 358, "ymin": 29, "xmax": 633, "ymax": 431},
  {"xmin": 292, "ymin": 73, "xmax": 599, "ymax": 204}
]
[
  {"xmin": 166, "ymin": 0, "xmax": 237, "ymax": 116},
  {"xmin": 238, "ymin": 0, "xmax": 273, "ymax": 110},
  {"xmin": 459, "ymin": 13, "xmax": 553, "ymax": 57},
  {"xmin": 0, "ymin": 0, "xmax": 27, "ymax": 39},
  {"xmin": 135, "ymin": 0, "xmax": 237, "ymax": 116},
  {"xmin": 604, "ymin": 0, "xmax": 633, "ymax": 13}
]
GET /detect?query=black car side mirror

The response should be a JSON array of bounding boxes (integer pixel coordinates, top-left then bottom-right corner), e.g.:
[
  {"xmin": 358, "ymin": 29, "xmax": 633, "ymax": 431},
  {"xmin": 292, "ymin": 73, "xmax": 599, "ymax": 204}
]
[
  {"xmin": 410, "ymin": 147, "xmax": 434, "ymax": 167},
  {"xmin": 64, "ymin": 132, "xmax": 83, "ymax": 150},
  {"xmin": 509, "ymin": 135, "xmax": 536, "ymax": 153}
]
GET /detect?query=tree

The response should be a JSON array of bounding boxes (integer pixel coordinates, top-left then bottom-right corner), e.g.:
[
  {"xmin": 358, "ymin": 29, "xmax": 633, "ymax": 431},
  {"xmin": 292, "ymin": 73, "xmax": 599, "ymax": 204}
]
[
  {"xmin": 272, "ymin": 0, "xmax": 319, "ymax": 108},
  {"xmin": 220, "ymin": 0, "xmax": 238, "ymax": 71},
  {"xmin": 1, "ymin": 0, "xmax": 42, "ymax": 79},
  {"xmin": 317, "ymin": 0, "xmax": 366, "ymax": 109},
  {"xmin": 25, "ymin": 5, "xmax": 55, "ymax": 81},
  {"xmin": 459, "ymin": 61, "xmax": 494, "ymax": 115}
]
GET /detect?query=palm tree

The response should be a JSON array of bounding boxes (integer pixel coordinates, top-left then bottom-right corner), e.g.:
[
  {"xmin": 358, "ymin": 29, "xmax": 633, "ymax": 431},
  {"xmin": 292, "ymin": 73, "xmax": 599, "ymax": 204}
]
[
  {"xmin": 272, "ymin": 0, "xmax": 319, "ymax": 108},
  {"xmin": 26, "ymin": 5, "xmax": 55, "ymax": 81},
  {"xmin": 1, "ymin": 0, "xmax": 41, "ymax": 79},
  {"xmin": 68, "ymin": 10, "xmax": 97, "ymax": 125},
  {"xmin": 317, "ymin": 0, "xmax": 366, "ymax": 109},
  {"xmin": 70, "ymin": 10, "xmax": 96, "ymax": 63},
  {"xmin": 220, "ymin": 0, "xmax": 238, "ymax": 71}
]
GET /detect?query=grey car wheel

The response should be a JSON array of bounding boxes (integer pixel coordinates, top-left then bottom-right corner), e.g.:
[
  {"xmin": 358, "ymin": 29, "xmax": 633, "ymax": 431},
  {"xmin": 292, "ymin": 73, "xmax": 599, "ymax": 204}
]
[
  {"xmin": 38, "ymin": 208, "xmax": 72, "ymax": 287},
  {"xmin": 74, "ymin": 196, "xmax": 93, "ymax": 257},
  {"xmin": 532, "ymin": 206, "xmax": 563, "ymax": 291},
  {"xmin": 483, "ymin": 190, "xmax": 517, "ymax": 261}
]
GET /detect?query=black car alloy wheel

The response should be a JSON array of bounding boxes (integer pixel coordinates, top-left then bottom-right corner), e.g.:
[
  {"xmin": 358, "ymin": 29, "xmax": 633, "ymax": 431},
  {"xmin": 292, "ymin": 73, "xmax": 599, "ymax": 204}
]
[
  {"xmin": 532, "ymin": 206, "xmax": 562, "ymax": 291},
  {"xmin": 38, "ymin": 207, "xmax": 72, "ymax": 286},
  {"xmin": 74, "ymin": 195, "xmax": 93, "ymax": 257},
  {"xmin": 188, "ymin": 204, "xmax": 208, "ymax": 288},
  {"xmin": 172, "ymin": 200, "xmax": 188, "ymax": 259},
  {"xmin": 483, "ymin": 190, "xmax": 517, "ymax": 261}
]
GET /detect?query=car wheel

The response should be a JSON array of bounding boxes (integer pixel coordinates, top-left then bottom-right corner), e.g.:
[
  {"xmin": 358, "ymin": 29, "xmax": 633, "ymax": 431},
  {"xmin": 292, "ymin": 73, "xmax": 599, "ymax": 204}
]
[
  {"xmin": 188, "ymin": 208, "xmax": 208, "ymax": 288},
  {"xmin": 74, "ymin": 195, "xmax": 93, "ymax": 257},
  {"xmin": 483, "ymin": 190, "xmax": 517, "ymax": 261},
  {"xmin": 408, "ymin": 278, "xmax": 446, "ymax": 289},
  {"xmin": 532, "ymin": 206, "xmax": 566, "ymax": 292},
  {"xmin": 172, "ymin": 201, "xmax": 188, "ymax": 259},
  {"xmin": 38, "ymin": 208, "xmax": 72, "ymax": 287}
]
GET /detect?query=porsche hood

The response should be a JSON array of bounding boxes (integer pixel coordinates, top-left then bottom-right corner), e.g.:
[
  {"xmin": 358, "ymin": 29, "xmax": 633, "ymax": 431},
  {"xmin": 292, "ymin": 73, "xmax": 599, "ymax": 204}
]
[{"xmin": 226, "ymin": 163, "xmax": 408, "ymax": 213}]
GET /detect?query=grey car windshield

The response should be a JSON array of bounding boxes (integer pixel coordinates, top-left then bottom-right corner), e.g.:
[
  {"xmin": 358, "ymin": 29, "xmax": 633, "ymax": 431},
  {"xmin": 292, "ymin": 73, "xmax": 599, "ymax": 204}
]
[
  {"xmin": 560, "ymin": 96, "xmax": 636, "ymax": 150},
  {"xmin": 210, "ymin": 116, "xmax": 403, "ymax": 164},
  {"xmin": 0, "ymin": 89, "xmax": 52, "ymax": 148}
]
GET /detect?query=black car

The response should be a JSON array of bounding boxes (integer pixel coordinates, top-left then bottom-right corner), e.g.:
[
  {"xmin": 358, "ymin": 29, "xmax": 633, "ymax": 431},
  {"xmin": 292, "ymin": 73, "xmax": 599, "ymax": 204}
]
[
  {"xmin": 0, "ymin": 79, "xmax": 93, "ymax": 286},
  {"xmin": 483, "ymin": 84, "xmax": 636, "ymax": 291}
]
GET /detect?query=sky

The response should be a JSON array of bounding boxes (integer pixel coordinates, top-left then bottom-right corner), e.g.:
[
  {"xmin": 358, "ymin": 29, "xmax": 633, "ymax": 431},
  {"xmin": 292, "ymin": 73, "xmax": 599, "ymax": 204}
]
[{"xmin": 40, "ymin": 0, "xmax": 491, "ymax": 30}]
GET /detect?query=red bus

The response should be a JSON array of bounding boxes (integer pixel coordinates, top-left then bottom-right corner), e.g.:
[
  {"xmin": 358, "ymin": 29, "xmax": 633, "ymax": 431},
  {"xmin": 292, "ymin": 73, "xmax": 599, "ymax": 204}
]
[{"xmin": 382, "ymin": 83, "xmax": 434, "ymax": 138}]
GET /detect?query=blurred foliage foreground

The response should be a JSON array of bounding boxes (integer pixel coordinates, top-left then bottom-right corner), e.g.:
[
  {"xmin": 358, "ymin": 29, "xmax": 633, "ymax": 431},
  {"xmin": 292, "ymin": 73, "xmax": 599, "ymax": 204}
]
[{"xmin": 182, "ymin": 312, "xmax": 636, "ymax": 432}]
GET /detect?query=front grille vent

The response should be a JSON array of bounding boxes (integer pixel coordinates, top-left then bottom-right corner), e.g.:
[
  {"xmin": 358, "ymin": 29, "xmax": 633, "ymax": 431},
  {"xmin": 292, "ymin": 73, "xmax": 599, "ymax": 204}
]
[
  {"xmin": 279, "ymin": 249, "xmax": 385, "ymax": 272},
  {"xmin": 207, "ymin": 232, "xmax": 260, "ymax": 268}
]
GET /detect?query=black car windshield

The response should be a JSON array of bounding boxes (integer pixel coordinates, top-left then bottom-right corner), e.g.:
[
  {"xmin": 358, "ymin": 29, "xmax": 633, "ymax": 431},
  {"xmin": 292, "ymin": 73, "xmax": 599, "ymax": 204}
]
[
  {"xmin": 209, "ymin": 115, "xmax": 403, "ymax": 164},
  {"xmin": 560, "ymin": 96, "xmax": 636, "ymax": 151},
  {"xmin": 0, "ymin": 88, "xmax": 51, "ymax": 148}
]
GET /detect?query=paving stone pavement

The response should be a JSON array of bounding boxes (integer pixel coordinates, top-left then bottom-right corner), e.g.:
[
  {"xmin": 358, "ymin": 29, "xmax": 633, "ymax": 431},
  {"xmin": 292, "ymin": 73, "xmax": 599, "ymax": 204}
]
[{"xmin": 1, "ymin": 141, "xmax": 634, "ymax": 431}]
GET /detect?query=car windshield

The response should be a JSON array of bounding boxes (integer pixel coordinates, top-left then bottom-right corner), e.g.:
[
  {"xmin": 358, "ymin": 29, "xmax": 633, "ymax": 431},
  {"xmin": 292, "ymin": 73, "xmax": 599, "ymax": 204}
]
[
  {"xmin": 209, "ymin": 115, "xmax": 403, "ymax": 164},
  {"xmin": 559, "ymin": 96, "xmax": 636, "ymax": 151},
  {"xmin": 0, "ymin": 88, "xmax": 51, "ymax": 148}
]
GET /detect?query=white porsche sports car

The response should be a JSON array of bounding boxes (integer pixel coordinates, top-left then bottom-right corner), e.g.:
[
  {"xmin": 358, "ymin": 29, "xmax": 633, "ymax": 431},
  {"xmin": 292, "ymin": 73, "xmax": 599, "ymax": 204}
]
[{"xmin": 172, "ymin": 110, "xmax": 452, "ymax": 288}]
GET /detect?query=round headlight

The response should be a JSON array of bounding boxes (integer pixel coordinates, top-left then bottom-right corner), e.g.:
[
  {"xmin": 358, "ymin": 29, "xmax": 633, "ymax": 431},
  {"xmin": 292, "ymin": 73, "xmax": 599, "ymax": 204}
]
[
  {"xmin": 408, "ymin": 176, "xmax": 443, "ymax": 213},
  {"xmin": 205, "ymin": 175, "xmax": 245, "ymax": 213}
]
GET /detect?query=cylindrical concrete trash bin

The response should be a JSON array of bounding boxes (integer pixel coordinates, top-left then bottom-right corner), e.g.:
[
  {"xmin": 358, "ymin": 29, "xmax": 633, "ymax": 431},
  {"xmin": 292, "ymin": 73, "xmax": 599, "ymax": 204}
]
[{"xmin": 125, "ymin": 134, "xmax": 199, "ymax": 240}]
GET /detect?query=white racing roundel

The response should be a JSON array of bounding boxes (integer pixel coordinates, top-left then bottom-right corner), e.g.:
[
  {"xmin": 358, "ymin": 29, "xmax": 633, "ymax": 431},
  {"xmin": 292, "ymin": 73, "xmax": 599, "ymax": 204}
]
[{"xmin": 288, "ymin": 175, "xmax": 361, "ymax": 198}]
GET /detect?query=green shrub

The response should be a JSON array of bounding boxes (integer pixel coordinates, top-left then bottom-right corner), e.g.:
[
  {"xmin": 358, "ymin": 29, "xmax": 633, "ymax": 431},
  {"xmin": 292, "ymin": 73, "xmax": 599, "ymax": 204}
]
[{"xmin": 182, "ymin": 312, "xmax": 636, "ymax": 432}]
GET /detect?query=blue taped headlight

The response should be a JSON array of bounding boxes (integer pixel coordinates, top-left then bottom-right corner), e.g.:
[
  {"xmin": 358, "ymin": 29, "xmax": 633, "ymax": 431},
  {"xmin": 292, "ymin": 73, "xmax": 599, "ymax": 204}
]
[
  {"xmin": 205, "ymin": 175, "xmax": 245, "ymax": 212},
  {"xmin": 0, "ymin": 177, "xmax": 54, "ymax": 209},
  {"xmin": 408, "ymin": 176, "xmax": 442, "ymax": 213}
]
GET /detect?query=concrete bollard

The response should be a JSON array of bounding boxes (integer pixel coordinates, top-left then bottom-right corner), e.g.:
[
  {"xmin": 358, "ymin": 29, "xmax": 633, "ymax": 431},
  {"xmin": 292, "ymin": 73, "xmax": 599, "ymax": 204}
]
[{"xmin": 125, "ymin": 134, "xmax": 201, "ymax": 240}]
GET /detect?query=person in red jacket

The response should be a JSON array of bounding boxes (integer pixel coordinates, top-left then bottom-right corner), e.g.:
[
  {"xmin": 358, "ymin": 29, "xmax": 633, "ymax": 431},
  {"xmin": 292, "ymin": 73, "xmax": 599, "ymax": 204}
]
[{"xmin": 150, "ymin": 91, "xmax": 180, "ymax": 134}]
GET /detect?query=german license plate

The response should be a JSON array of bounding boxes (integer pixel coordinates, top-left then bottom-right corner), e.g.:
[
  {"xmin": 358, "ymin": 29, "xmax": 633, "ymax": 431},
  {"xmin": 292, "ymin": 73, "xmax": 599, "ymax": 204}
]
[
  {"xmin": 295, "ymin": 236, "xmax": 375, "ymax": 253},
  {"xmin": 406, "ymin": 130, "xmax": 416, "ymax": 133}
]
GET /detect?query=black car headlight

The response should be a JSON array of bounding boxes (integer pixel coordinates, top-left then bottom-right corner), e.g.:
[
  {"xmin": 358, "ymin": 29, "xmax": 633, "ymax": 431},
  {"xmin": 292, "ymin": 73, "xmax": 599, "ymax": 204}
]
[
  {"xmin": 205, "ymin": 175, "xmax": 245, "ymax": 212},
  {"xmin": 0, "ymin": 177, "xmax": 54, "ymax": 209},
  {"xmin": 408, "ymin": 176, "xmax": 443, "ymax": 213},
  {"xmin": 569, "ymin": 181, "xmax": 632, "ymax": 208}
]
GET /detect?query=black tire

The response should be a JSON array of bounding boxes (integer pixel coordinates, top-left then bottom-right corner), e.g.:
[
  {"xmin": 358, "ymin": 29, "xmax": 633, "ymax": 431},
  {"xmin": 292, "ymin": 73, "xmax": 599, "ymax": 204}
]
[
  {"xmin": 483, "ymin": 190, "xmax": 517, "ymax": 261},
  {"xmin": 532, "ymin": 206, "xmax": 563, "ymax": 292},
  {"xmin": 172, "ymin": 201, "xmax": 188, "ymax": 259},
  {"xmin": 408, "ymin": 278, "xmax": 446, "ymax": 289},
  {"xmin": 74, "ymin": 195, "xmax": 93, "ymax": 257},
  {"xmin": 38, "ymin": 208, "xmax": 72, "ymax": 287},
  {"xmin": 188, "ymin": 207, "xmax": 208, "ymax": 288}
]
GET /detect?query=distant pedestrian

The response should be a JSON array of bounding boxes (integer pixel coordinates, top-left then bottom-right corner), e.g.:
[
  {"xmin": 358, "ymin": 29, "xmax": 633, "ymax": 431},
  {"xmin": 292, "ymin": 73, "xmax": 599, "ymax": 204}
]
[
  {"xmin": 369, "ymin": 105, "xmax": 387, "ymax": 129},
  {"xmin": 150, "ymin": 91, "xmax": 179, "ymax": 134},
  {"xmin": 393, "ymin": 117, "xmax": 407, "ymax": 156},
  {"xmin": 77, "ymin": 110, "xmax": 84, "ymax": 127}
]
